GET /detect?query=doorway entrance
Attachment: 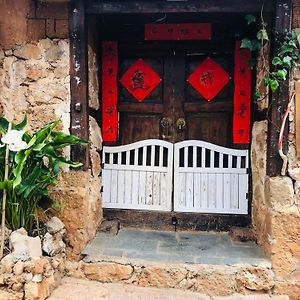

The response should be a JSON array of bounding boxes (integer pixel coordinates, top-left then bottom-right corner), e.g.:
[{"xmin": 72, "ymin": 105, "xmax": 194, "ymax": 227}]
[{"xmin": 100, "ymin": 13, "xmax": 250, "ymax": 215}]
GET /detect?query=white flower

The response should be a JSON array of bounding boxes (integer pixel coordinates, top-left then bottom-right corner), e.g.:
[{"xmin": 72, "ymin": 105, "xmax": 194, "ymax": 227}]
[
  {"xmin": 1, "ymin": 130, "xmax": 25, "ymax": 144},
  {"xmin": 8, "ymin": 141, "xmax": 27, "ymax": 152},
  {"xmin": 1, "ymin": 130, "xmax": 27, "ymax": 152}
]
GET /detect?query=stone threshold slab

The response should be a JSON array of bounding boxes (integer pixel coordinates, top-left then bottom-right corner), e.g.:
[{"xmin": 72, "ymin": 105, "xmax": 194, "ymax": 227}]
[{"xmin": 82, "ymin": 229, "xmax": 271, "ymax": 267}]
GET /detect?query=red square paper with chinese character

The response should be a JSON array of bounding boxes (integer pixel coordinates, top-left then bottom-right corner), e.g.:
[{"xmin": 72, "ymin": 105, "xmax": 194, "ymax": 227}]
[
  {"xmin": 120, "ymin": 58, "xmax": 161, "ymax": 102},
  {"xmin": 187, "ymin": 57, "xmax": 230, "ymax": 101}
]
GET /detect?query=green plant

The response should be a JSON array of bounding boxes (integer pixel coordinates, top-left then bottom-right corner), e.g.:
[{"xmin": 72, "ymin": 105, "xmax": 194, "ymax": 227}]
[
  {"xmin": 241, "ymin": 14, "xmax": 300, "ymax": 95},
  {"xmin": 0, "ymin": 116, "xmax": 88, "ymax": 234},
  {"xmin": 241, "ymin": 13, "xmax": 300, "ymax": 175}
]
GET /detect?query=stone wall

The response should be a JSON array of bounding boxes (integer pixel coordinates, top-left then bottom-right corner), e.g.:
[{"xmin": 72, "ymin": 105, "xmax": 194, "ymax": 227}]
[
  {"xmin": 0, "ymin": 0, "xmax": 102, "ymax": 260},
  {"xmin": 0, "ymin": 255, "xmax": 66, "ymax": 300},
  {"xmin": 250, "ymin": 2, "xmax": 300, "ymax": 299},
  {"xmin": 0, "ymin": 0, "xmax": 69, "ymax": 50}
]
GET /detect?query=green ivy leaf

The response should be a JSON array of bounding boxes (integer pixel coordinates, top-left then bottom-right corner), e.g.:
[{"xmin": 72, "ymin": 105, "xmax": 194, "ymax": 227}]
[
  {"xmin": 263, "ymin": 77, "xmax": 271, "ymax": 86},
  {"xmin": 254, "ymin": 91, "xmax": 263, "ymax": 102},
  {"xmin": 245, "ymin": 14, "xmax": 256, "ymax": 25},
  {"xmin": 240, "ymin": 38, "xmax": 253, "ymax": 50},
  {"xmin": 283, "ymin": 56, "xmax": 292, "ymax": 67},
  {"xmin": 257, "ymin": 29, "xmax": 269, "ymax": 41},
  {"xmin": 279, "ymin": 46, "xmax": 293, "ymax": 56},
  {"xmin": 251, "ymin": 40, "xmax": 262, "ymax": 51},
  {"xmin": 272, "ymin": 57, "xmax": 282, "ymax": 66},
  {"xmin": 248, "ymin": 58, "xmax": 257, "ymax": 69},
  {"xmin": 275, "ymin": 69, "xmax": 288, "ymax": 80},
  {"xmin": 288, "ymin": 40, "xmax": 297, "ymax": 47},
  {"xmin": 270, "ymin": 79, "xmax": 279, "ymax": 92}
]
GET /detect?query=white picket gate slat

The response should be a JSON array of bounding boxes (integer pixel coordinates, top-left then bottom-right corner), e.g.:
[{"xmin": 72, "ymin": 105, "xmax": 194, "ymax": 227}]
[
  {"xmin": 102, "ymin": 139, "xmax": 249, "ymax": 214},
  {"xmin": 102, "ymin": 139, "xmax": 173, "ymax": 211},
  {"xmin": 174, "ymin": 140, "xmax": 249, "ymax": 214}
]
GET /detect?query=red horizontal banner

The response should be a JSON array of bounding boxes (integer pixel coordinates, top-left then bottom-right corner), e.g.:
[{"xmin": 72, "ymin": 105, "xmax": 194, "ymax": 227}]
[
  {"xmin": 102, "ymin": 41, "xmax": 118, "ymax": 142},
  {"xmin": 233, "ymin": 41, "xmax": 252, "ymax": 144},
  {"xmin": 145, "ymin": 23, "xmax": 211, "ymax": 41}
]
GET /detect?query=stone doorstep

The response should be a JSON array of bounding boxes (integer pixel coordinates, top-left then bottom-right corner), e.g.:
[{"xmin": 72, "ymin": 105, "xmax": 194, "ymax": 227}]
[{"xmin": 66, "ymin": 255, "xmax": 278, "ymax": 298}]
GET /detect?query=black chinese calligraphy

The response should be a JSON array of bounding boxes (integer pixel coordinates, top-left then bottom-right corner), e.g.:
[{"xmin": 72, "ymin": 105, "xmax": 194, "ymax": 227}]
[
  {"xmin": 239, "ymin": 90, "xmax": 246, "ymax": 97},
  {"xmin": 238, "ymin": 129, "xmax": 245, "ymax": 137},
  {"xmin": 105, "ymin": 106, "xmax": 114, "ymax": 116},
  {"xmin": 105, "ymin": 127, "xmax": 114, "ymax": 134},
  {"xmin": 237, "ymin": 103, "xmax": 247, "ymax": 118},
  {"xmin": 129, "ymin": 70, "xmax": 150, "ymax": 91},
  {"xmin": 180, "ymin": 28, "xmax": 190, "ymax": 35},
  {"xmin": 201, "ymin": 71, "xmax": 215, "ymax": 86},
  {"xmin": 107, "ymin": 67, "xmax": 114, "ymax": 76},
  {"xmin": 239, "ymin": 67, "xmax": 246, "ymax": 75},
  {"xmin": 103, "ymin": 46, "xmax": 116, "ymax": 57}
]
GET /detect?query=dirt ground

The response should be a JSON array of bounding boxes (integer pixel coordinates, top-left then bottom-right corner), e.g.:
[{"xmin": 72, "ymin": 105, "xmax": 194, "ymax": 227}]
[{"xmin": 48, "ymin": 277, "xmax": 288, "ymax": 300}]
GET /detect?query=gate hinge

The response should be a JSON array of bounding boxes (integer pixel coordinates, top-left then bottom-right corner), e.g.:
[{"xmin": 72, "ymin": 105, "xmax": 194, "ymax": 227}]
[
  {"xmin": 100, "ymin": 186, "xmax": 103, "ymax": 193},
  {"xmin": 246, "ymin": 190, "xmax": 252, "ymax": 199}
]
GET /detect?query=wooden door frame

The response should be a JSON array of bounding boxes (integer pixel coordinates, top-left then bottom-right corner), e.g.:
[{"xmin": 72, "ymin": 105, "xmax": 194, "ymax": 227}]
[{"xmin": 69, "ymin": 0, "xmax": 290, "ymax": 177}]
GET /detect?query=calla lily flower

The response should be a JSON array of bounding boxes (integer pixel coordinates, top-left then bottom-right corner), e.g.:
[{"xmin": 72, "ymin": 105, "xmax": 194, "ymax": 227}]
[
  {"xmin": 1, "ymin": 130, "xmax": 28, "ymax": 152},
  {"xmin": 8, "ymin": 141, "xmax": 27, "ymax": 152}
]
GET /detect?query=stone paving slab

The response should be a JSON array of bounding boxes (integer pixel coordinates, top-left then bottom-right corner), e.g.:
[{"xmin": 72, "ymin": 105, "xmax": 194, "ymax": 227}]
[
  {"xmin": 82, "ymin": 228, "xmax": 270, "ymax": 267},
  {"xmin": 48, "ymin": 277, "xmax": 289, "ymax": 300}
]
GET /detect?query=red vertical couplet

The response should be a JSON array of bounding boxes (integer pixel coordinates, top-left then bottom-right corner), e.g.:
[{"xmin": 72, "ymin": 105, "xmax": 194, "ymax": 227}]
[
  {"xmin": 233, "ymin": 41, "xmax": 252, "ymax": 144},
  {"xmin": 102, "ymin": 41, "xmax": 118, "ymax": 142}
]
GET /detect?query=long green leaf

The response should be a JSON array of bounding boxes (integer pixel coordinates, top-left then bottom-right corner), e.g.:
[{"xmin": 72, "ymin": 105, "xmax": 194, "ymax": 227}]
[
  {"xmin": 50, "ymin": 131, "xmax": 89, "ymax": 148},
  {"xmin": 34, "ymin": 120, "xmax": 60, "ymax": 144},
  {"xmin": 12, "ymin": 115, "xmax": 27, "ymax": 131},
  {"xmin": 0, "ymin": 117, "xmax": 9, "ymax": 134}
]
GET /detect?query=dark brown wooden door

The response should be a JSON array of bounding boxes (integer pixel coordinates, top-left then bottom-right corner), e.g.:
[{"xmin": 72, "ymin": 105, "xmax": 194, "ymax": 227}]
[{"xmin": 118, "ymin": 42, "xmax": 234, "ymax": 147}]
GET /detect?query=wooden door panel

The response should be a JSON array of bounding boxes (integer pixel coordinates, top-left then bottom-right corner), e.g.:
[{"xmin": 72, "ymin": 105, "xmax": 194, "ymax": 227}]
[
  {"xmin": 187, "ymin": 113, "xmax": 230, "ymax": 147},
  {"xmin": 116, "ymin": 42, "xmax": 235, "ymax": 147},
  {"xmin": 182, "ymin": 51, "xmax": 234, "ymax": 146},
  {"xmin": 120, "ymin": 114, "xmax": 161, "ymax": 144}
]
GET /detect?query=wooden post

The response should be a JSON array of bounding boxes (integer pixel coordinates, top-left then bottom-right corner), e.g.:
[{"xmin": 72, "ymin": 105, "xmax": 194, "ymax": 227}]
[
  {"xmin": 69, "ymin": 0, "xmax": 89, "ymax": 169},
  {"xmin": 296, "ymin": 82, "xmax": 300, "ymax": 158},
  {"xmin": 86, "ymin": 0, "xmax": 273, "ymax": 14},
  {"xmin": 266, "ymin": 0, "xmax": 292, "ymax": 176}
]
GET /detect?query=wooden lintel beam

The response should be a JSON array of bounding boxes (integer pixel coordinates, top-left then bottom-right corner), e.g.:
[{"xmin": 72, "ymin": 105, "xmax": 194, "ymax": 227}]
[
  {"xmin": 266, "ymin": 0, "xmax": 292, "ymax": 177},
  {"xmin": 86, "ymin": 0, "xmax": 273, "ymax": 14},
  {"xmin": 69, "ymin": 0, "xmax": 89, "ymax": 169}
]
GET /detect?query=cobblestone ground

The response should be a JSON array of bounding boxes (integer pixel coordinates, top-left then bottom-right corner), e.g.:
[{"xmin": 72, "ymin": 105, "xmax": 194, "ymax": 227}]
[{"xmin": 48, "ymin": 277, "xmax": 288, "ymax": 300}]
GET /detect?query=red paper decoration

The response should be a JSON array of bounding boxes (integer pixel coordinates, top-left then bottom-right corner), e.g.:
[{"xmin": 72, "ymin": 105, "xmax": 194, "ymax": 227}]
[
  {"xmin": 145, "ymin": 23, "xmax": 211, "ymax": 41},
  {"xmin": 233, "ymin": 41, "xmax": 252, "ymax": 144},
  {"xmin": 120, "ymin": 59, "xmax": 161, "ymax": 102},
  {"xmin": 102, "ymin": 41, "xmax": 118, "ymax": 142},
  {"xmin": 187, "ymin": 57, "xmax": 230, "ymax": 101}
]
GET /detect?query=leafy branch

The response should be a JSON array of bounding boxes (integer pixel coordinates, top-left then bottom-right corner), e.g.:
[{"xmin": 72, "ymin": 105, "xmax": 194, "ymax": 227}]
[{"xmin": 240, "ymin": 13, "xmax": 300, "ymax": 175}]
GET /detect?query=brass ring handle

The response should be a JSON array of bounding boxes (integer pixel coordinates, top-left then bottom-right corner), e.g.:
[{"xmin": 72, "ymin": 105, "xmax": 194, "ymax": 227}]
[
  {"xmin": 161, "ymin": 117, "xmax": 171, "ymax": 128},
  {"xmin": 161, "ymin": 117, "xmax": 172, "ymax": 139},
  {"xmin": 176, "ymin": 118, "xmax": 186, "ymax": 130}
]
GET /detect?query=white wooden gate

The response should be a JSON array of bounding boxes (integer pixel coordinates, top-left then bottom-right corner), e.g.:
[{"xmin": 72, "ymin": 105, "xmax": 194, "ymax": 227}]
[
  {"xmin": 102, "ymin": 139, "xmax": 173, "ymax": 211},
  {"xmin": 174, "ymin": 140, "xmax": 249, "ymax": 214},
  {"xmin": 102, "ymin": 139, "xmax": 249, "ymax": 214}
]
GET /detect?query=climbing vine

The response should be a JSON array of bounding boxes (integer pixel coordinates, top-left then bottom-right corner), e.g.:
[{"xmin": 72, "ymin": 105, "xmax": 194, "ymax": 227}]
[{"xmin": 241, "ymin": 14, "xmax": 300, "ymax": 175}]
